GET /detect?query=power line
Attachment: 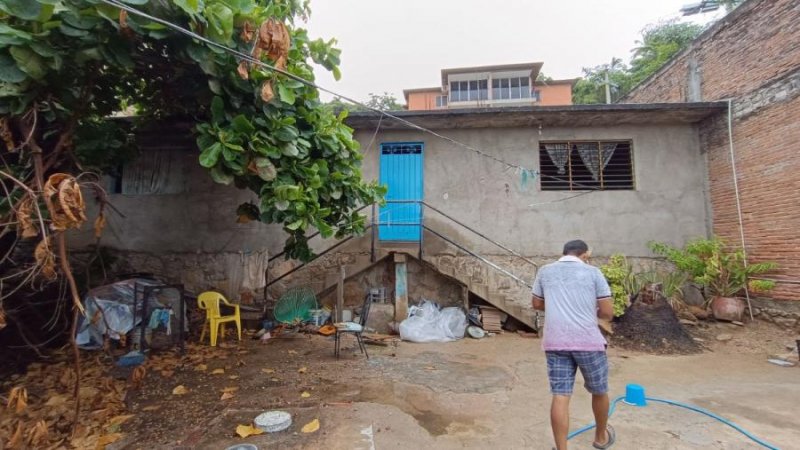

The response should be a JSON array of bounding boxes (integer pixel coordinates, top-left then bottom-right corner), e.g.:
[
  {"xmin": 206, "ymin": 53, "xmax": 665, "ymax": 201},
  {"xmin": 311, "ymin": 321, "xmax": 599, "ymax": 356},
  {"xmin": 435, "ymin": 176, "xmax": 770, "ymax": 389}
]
[{"xmin": 101, "ymin": 0, "xmax": 606, "ymax": 195}]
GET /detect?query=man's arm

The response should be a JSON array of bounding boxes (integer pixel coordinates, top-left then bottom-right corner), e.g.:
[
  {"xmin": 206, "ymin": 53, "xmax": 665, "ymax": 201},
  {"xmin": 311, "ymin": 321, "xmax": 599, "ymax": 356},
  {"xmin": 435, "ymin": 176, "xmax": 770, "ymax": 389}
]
[
  {"xmin": 597, "ymin": 298, "xmax": 613, "ymax": 321},
  {"xmin": 531, "ymin": 272, "xmax": 544, "ymax": 311},
  {"xmin": 532, "ymin": 294, "xmax": 545, "ymax": 311}
]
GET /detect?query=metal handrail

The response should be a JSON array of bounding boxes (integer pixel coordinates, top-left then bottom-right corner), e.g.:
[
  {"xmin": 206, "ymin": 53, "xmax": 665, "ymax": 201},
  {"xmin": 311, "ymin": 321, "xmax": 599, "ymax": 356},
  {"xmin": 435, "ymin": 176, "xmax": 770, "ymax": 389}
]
[
  {"xmin": 423, "ymin": 226, "xmax": 532, "ymax": 289},
  {"xmin": 264, "ymin": 200, "xmax": 537, "ymax": 297}
]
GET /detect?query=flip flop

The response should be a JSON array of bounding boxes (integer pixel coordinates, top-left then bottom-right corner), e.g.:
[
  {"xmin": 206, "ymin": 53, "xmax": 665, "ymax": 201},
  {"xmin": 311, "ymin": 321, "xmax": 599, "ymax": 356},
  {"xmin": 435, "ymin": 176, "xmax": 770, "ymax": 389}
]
[{"xmin": 592, "ymin": 424, "xmax": 616, "ymax": 449}]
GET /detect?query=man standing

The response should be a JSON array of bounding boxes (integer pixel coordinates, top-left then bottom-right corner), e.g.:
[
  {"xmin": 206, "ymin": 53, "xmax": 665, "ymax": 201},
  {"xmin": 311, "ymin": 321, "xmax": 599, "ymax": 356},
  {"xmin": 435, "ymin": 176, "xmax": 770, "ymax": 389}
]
[{"xmin": 532, "ymin": 240, "xmax": 615, "ymax": 450}]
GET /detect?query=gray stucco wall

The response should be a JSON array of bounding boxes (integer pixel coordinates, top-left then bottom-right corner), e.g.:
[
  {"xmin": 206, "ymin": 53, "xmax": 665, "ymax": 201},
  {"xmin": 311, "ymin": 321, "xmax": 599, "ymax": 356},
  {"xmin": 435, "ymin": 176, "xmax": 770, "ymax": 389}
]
[{"xmin": 355, "ymin": 123, "xmax": 710, "ymax": 257}]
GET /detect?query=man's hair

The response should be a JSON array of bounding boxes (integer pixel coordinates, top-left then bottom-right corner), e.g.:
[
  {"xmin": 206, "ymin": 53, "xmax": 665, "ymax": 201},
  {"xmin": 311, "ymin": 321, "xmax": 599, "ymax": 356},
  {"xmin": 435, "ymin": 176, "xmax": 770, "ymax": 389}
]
[{"xmin": 563, "ymin": 239, "xmax": 589, "ymax": 256}]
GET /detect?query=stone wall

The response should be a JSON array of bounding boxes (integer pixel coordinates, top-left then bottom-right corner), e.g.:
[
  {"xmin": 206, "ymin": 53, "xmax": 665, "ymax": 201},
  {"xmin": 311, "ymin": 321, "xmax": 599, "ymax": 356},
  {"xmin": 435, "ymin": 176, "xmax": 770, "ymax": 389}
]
[
  {"xmin": 750, "ymin": 298, "xmax": 800, "ymax": 332},
  {"xmin": 622, "ymin": 0, "xmax": 800, "ymax": 301}
]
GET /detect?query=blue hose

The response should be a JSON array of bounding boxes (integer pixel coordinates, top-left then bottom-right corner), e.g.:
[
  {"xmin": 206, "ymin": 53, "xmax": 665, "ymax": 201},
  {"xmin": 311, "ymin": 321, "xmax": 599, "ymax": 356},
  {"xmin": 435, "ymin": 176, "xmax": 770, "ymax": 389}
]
[{"xmin": 567, "ymin": 395, "xmax": 780, "ymax": 450}]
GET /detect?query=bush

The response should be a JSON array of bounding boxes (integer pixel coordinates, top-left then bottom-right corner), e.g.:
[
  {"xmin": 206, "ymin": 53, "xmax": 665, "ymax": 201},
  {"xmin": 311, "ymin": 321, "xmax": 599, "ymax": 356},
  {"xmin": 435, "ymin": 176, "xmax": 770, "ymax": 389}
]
[{"xmin": 599, "ymin": 254, "xmax": 635, "ymax": 317}]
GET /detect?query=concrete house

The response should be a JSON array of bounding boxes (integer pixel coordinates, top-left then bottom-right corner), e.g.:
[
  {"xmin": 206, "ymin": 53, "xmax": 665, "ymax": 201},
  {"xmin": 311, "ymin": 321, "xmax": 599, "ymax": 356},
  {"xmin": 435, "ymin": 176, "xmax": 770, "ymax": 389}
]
[
  {"xmin": 404, "ymin": 62, "xmax": 577, "ymax": 111},
  {"xmin": 73, "ymin": 103, "xmax": 725, "ymax": 330},
  {"xmin": 620, "ymin": 0, "xmax": 800, "ymax": 309}
]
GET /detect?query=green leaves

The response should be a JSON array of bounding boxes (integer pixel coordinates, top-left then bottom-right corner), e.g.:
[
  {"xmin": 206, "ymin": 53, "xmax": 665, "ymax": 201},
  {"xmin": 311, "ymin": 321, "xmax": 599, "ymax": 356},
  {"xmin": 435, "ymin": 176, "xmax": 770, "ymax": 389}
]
[
  {"xmin": 204, "ymin": 3, "xmax": 234, "ymax": 43},
  {"xmin": 9, "ymin": 47, "xmax": 46, "ymax": 80},
  {"xmin": 173, "ymin": 0, "xmax": 204, "ymax": 16},
  {"xmin": 199, "ymin": 142, "xmax": 223, "ymax": 168},
  {"xmin": 0, "ymin": 0, "xmax": 43, "ymax": 20},
  {"xmin": 0, "ymin": 54, "xmax": 27, "ymax": 83},
  {"xmin": 277, "ymin": 84, "xmax": 296, "ymax": 105}
]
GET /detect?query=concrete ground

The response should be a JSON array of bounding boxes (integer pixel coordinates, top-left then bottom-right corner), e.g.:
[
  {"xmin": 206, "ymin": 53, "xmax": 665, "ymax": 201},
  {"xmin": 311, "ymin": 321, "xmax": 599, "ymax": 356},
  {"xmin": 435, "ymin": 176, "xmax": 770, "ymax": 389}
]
[{"xmin": 120, "ymin": 322, "xmax": 799, "ymax": 450}]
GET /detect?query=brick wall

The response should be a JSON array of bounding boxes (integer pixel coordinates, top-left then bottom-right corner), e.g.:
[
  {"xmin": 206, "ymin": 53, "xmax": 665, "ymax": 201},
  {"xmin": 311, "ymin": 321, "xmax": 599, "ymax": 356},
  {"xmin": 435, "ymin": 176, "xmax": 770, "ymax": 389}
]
[
  {"xmin": 624, "ymin": 0, "xmax": 800, "ymax": 301},
  {"xmin": 624, "ymin": 0, "xmax": 800, "ymax": 104}
]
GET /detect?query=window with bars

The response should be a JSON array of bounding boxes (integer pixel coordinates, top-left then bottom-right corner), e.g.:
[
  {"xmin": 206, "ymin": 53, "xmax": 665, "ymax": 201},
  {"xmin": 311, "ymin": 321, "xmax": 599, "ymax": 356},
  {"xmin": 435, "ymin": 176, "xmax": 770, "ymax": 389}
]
[{"xmin": 538, "ymin": 141, "xmax": 634, "ymax": 191}]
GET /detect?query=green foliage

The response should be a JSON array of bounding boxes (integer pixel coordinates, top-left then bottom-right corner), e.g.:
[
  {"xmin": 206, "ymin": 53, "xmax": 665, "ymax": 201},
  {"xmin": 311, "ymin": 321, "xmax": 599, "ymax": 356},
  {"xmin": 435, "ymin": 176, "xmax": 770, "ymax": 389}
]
[
  {"xmin": 649, "ymin": 238, "xmax": 778, "ymax": 298},
  {"xmin": 629, "ymin": 20, "xmax": 704, "ymax": 86},
  {"xmin": 599, "ymin": 254, "xmax": 636, "ymax": 317},
  {"xmin": 328, "ymin": 92, "xmax": 404, "ymax": 112},
  {"xmin": 1, "ymin": 0, "xmax": 385, "ymax": 261},
  {"xmin": 573, "ymin": 21, "xmax": 703, "ymax": 104}
]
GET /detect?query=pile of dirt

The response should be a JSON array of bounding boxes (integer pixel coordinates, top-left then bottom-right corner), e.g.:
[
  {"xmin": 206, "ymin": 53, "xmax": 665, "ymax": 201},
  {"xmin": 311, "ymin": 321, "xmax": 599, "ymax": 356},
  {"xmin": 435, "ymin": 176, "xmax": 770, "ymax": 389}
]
[{"xmin": 612, "ymin": 298, "xmax": 700, "ymax": 355}]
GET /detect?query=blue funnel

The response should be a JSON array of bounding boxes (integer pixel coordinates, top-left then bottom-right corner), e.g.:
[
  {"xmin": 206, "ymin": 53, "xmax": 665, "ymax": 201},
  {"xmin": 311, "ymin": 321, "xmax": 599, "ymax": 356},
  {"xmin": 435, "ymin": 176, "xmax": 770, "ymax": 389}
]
[{"xmin": 624, "ymin": 384, "xmax": 647, "ymax": 406}]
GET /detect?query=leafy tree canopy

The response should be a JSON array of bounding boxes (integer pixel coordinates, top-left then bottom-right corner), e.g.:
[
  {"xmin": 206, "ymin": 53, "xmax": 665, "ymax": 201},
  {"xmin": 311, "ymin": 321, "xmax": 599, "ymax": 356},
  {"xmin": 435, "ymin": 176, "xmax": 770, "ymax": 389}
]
[
  {"xmin": 0, "ymin": 0, "xmax": 385, "ymax": 262},
  {"xmin": 573, "ymin": 20, "xmax": 704, "ymax": 104},
  {"xmin": 328, "ymin": 91, "xmax": 404, "ymax": 112}
]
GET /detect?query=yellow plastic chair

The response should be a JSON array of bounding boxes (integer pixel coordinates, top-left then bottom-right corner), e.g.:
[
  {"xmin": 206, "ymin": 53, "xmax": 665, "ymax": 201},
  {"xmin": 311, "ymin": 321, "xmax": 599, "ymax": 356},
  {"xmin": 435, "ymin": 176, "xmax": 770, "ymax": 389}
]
[{"xmin": 198, "ymin": 291, "xmax": 241, "ymax": 347}]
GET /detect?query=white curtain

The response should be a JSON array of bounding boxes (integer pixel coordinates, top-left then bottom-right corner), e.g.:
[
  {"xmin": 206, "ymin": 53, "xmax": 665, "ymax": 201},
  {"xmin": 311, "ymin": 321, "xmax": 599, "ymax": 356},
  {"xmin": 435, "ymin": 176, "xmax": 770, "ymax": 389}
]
[
  {"xmin": 544, "ymin": 143, "xmax": 570, "ymax": 175},
  {"xmin": 576, "ymin": 143, "xmax": 617, "ymax": 181}
]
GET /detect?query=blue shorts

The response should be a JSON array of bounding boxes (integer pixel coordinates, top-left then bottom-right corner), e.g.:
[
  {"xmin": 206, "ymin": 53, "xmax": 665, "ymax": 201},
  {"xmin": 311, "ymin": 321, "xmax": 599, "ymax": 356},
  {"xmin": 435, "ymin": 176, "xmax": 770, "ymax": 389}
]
[{"xmin": 546, "ymin": 351, "xmax": 608, "ymax": 395}]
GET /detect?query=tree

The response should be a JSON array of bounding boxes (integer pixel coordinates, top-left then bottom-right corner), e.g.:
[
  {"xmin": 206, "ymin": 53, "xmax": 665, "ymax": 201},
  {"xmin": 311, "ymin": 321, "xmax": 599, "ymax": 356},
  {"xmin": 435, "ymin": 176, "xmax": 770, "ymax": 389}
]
[
  {"xmin": 0, "ymin": 0, "xmax": 384, "ymax": 429},
  {"xmin": 328, "ymin": 91, "xmax": 403, "ymax": 112},
  {"xmin": 0, "ymin": 0, "xmax": 385, "ymax": 265},
  {"xmin": 629, "ymin": 20, "xmax": 704, "ymax": 85},
  {"xmin": 572, "ymin": 20, "xmax": 704, "ymax": 104},
  {"xmin": 572, "ymin": 58, "xmax": 634, "ymax": 104}
]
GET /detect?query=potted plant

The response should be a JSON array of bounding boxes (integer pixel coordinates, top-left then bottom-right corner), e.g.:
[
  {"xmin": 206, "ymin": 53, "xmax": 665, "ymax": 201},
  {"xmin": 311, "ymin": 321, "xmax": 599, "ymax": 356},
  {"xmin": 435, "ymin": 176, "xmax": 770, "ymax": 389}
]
[{"xmin": 649, "ymin": 238, "xmax": 777, "ymax": 321}]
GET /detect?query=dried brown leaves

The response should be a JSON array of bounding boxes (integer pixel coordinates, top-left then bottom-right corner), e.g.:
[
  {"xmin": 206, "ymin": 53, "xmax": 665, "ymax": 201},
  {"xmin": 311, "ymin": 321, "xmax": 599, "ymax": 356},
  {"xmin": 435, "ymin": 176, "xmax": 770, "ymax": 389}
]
[
  {"xmin": 0, "ymin": 357, "xmax": 130, "ymax": 449},
  {"xmin": 43, "ymin": 173, "xmax": 86, "ymax": 231},
  {"xmin": 34, "ymin": 237, "xmax": 56, "ymax": 280},
  {"xmin": 247, "ymin": 19, "xmax": 291, "ymax": 103},
  {"xmin": 16, "ymin": 194, "xmax": 38, "ymax": 238}
]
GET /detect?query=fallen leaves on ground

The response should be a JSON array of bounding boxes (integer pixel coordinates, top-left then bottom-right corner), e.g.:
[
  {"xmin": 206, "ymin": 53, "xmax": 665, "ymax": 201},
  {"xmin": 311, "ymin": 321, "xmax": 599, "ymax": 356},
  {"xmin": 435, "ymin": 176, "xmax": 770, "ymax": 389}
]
[
  {"xmin": 297, "ymin": 367, "xmax": 307, "ymax": 374},
  {"xmin": 0, "ymin": 352, "xmax": 131, "ymax": 450},
  {"xmin": 261, "ymin": 368, "xmax": 275, "ymax": 374},
  {"xmin": 195, "ymin": 364, "xmax": 208, "ymax": 371},
  {"xmin": 211, "ymin": 368, "xmax": 225, "ymax": 375},
  {"xmin": 301, "ymin": 419, "xmax": 320, "ymax": 433},
  {"xmin": 228, "ymin": 375, "xmax": 239, "ymax": 380},
  {"xmin": 220, "ymin": 392, "xmax": 235, "ymax": 401},
  {"xmin": 172, "ymin": 385, "xmax": 189, "ymax": 395},
  {"xmin": 300, "ymin": 391, "xmax": 311, "ymax": 398},
  {"xmin": 235, "ymin": 424, "xmax": 264, "ymax": 438}
]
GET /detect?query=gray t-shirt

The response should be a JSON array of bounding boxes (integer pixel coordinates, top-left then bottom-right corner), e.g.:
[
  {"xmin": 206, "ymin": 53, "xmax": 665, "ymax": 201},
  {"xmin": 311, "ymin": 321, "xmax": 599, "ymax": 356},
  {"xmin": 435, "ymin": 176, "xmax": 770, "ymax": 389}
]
[{"xmin": 532, "ymin": 255, "xmax": 612, "ymax": 351}]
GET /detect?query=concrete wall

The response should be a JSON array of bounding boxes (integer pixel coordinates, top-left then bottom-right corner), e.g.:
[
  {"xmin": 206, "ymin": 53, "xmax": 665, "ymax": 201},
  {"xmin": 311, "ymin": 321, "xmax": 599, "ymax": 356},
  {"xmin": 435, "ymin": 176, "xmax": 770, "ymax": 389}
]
[
  {"xmin": 355, "ymin": 122, "xmax": 710, "ymax": 258},
  {"xmin": 622, "ymin": 0, "xmax": 800, "ymax": 301},
  {"xmin": 407, "ymin": 91, "xmax": 443, "ymax": 111},
  {"xmin": 536, "ymin": 83, "xmax": 573, "ymax": 106}
]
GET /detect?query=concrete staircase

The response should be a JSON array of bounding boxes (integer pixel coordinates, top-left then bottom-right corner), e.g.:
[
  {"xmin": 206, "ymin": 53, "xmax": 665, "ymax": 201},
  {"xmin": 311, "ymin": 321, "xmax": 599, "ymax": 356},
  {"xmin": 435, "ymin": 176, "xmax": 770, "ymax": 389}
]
[{"xmin": 424, "ymin": 253, "xmax": 540, "ymax": 331}]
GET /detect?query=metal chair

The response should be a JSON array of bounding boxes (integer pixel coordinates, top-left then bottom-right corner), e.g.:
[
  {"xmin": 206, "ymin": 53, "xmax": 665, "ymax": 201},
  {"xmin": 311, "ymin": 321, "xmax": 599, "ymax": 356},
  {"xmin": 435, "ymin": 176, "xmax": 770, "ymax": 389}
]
[{"xmin": 334, "ymin": 293, "xmax": 372, "ymax": 359}]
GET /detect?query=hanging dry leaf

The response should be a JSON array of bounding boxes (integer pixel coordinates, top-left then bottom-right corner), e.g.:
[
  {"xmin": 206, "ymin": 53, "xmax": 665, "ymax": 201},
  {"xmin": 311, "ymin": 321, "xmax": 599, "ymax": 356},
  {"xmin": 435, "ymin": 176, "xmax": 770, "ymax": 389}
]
[
  {"xmin": 260, "ymin": 81, "xmax": 274, "ymax": 102},
  {"xmin": 298, "ymin": 367, "xmax": 307, "ymax": 374},
  {"xmin": 119, "ymin": 10, "xmax": 128, "ymax": 29},
  {"xmin": 220, "ymin": 392, "xmax": 235, "ymax": 401},
  {"xmin": 34, "ymin": 238, "xmax": 57, "ymax": 280},
  {"xmin": 57, "ymin": 176, "xmax": 86, "ymax": 224},
  {"xmin": 211, "ymin": 368, "xmax": 225, "ymax": 375},
  {"xmin": 93, "ymin": 213, "xmax": 106, "ymax": 239},
  {"xmin": 237, "ymin": 60, "xmax": 249, "ymax": 80},
  {"xmin": 301, "ymin": 418, "xmax": 320, "ymax": 433},
  {"xmin": 235, "ymin": 424, "xmax": 264, "ymax": 438},
  {"xmin": 27, "ymin": 420, "xmax": 49, "ymax": 446},
  {"xmin": 300, "ymin": 391, "xmax": 311, "ymax": 398},
  {"xmin": 17, "ymin": 194, "xmax": 38, "ymax": 238},
  {"xmin": 240, "ymin": 21, "xmax": 254, "ymax": 42},
  {"xmin": 172, "ymin": 385, "xmax": 189, "ymax": 395},
  {"xmin": 0, "ymin": 307, "xmax": 6, "ymax": 331}
]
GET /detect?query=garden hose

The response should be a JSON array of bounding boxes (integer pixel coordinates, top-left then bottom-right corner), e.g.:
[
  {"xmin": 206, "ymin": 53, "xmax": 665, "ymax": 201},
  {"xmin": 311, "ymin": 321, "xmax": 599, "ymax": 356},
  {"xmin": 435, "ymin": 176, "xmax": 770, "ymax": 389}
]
[{"xmin": 567, "ymin": 387, "xmax": 779, "ymax": 450}]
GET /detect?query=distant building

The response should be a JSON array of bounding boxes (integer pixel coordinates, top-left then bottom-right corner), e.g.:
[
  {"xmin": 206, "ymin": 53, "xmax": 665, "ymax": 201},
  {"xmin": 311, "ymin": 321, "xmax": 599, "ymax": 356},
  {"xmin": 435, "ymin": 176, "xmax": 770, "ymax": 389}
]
[{"xmin": 403, "ymin": 62, "xmax": 577, "ymax": 111}]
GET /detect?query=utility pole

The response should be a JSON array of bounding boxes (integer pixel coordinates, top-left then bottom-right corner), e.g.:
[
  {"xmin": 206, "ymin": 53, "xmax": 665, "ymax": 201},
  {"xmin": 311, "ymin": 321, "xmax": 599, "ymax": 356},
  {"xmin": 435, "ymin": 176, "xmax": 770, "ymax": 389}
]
[{"xmin": 604, "ymin": 69, "xmax": 611, "ymax": 104}]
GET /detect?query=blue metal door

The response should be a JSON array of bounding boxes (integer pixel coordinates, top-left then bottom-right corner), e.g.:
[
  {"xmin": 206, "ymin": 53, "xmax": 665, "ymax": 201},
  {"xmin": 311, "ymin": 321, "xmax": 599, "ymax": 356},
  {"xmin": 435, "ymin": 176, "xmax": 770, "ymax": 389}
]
[{"xmin": 379, "ymin": 142, "xmax": 423, "ymax": 241}]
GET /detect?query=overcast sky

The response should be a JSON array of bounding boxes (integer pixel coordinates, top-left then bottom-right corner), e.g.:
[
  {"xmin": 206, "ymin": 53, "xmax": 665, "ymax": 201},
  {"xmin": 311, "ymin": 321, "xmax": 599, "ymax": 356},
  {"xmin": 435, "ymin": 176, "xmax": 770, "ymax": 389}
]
[{"xmin": 305, "ymin": 0, "xmax": 723, "ymax": 102}]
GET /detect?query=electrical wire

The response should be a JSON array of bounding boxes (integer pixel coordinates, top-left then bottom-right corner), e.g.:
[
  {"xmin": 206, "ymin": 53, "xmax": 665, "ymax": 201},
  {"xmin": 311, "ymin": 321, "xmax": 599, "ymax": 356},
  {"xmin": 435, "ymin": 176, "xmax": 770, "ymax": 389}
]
[
  {"xmin": 567, "ymin": 395, "xmax": 780, "ymax": 450},
  {"xmin": 100, "ymin": 0, "xmax": 609, "ymax": 196}
]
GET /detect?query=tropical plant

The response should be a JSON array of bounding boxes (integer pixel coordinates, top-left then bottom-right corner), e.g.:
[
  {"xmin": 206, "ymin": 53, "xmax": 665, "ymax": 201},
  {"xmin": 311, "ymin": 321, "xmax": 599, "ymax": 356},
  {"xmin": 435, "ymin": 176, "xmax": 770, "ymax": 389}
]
[
  {"xmin": 599, "ymin": 254, "xmax": 637, "ymax": 317},
  {"xmin": 649, "ymin": 238, "xmax": 777, "ymax": 298},
  {"xmin": 636, "ymin": 270, "xmax": 689, "ymax": 310},
  {"xmin": 0, "ymin": 0, "xmax": 386, "ymax": 265}
]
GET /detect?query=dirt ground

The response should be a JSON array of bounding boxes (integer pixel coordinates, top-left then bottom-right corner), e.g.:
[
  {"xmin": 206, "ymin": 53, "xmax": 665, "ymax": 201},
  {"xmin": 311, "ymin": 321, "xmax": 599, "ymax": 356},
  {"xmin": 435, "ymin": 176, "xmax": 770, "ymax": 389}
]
[{"xmin": 103, "ymin": 320, "xmax": 800, "ymax": 450}]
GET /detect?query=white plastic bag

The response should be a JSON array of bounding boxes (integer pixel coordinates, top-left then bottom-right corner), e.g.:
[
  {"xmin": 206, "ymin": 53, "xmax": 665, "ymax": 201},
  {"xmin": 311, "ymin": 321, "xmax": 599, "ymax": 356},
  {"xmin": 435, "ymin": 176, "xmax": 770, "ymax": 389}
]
[{"xmin": 399, "ymin": 300, "xmax": 467, "ymax": 343}]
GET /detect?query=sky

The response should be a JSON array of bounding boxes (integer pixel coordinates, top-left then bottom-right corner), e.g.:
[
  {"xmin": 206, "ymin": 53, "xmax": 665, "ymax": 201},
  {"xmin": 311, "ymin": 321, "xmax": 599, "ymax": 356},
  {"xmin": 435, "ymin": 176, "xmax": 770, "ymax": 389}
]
[{"xmin": 304, "ymin": 0, "xmax": 724, "ymax": 103}]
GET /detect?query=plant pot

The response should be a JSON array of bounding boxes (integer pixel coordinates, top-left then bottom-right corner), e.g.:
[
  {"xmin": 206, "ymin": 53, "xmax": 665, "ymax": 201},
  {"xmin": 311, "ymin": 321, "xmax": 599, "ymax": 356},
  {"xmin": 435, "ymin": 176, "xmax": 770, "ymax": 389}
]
[{"xmin": 711, "ymin": 296, "xmax": 745, "ymax": 322}]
